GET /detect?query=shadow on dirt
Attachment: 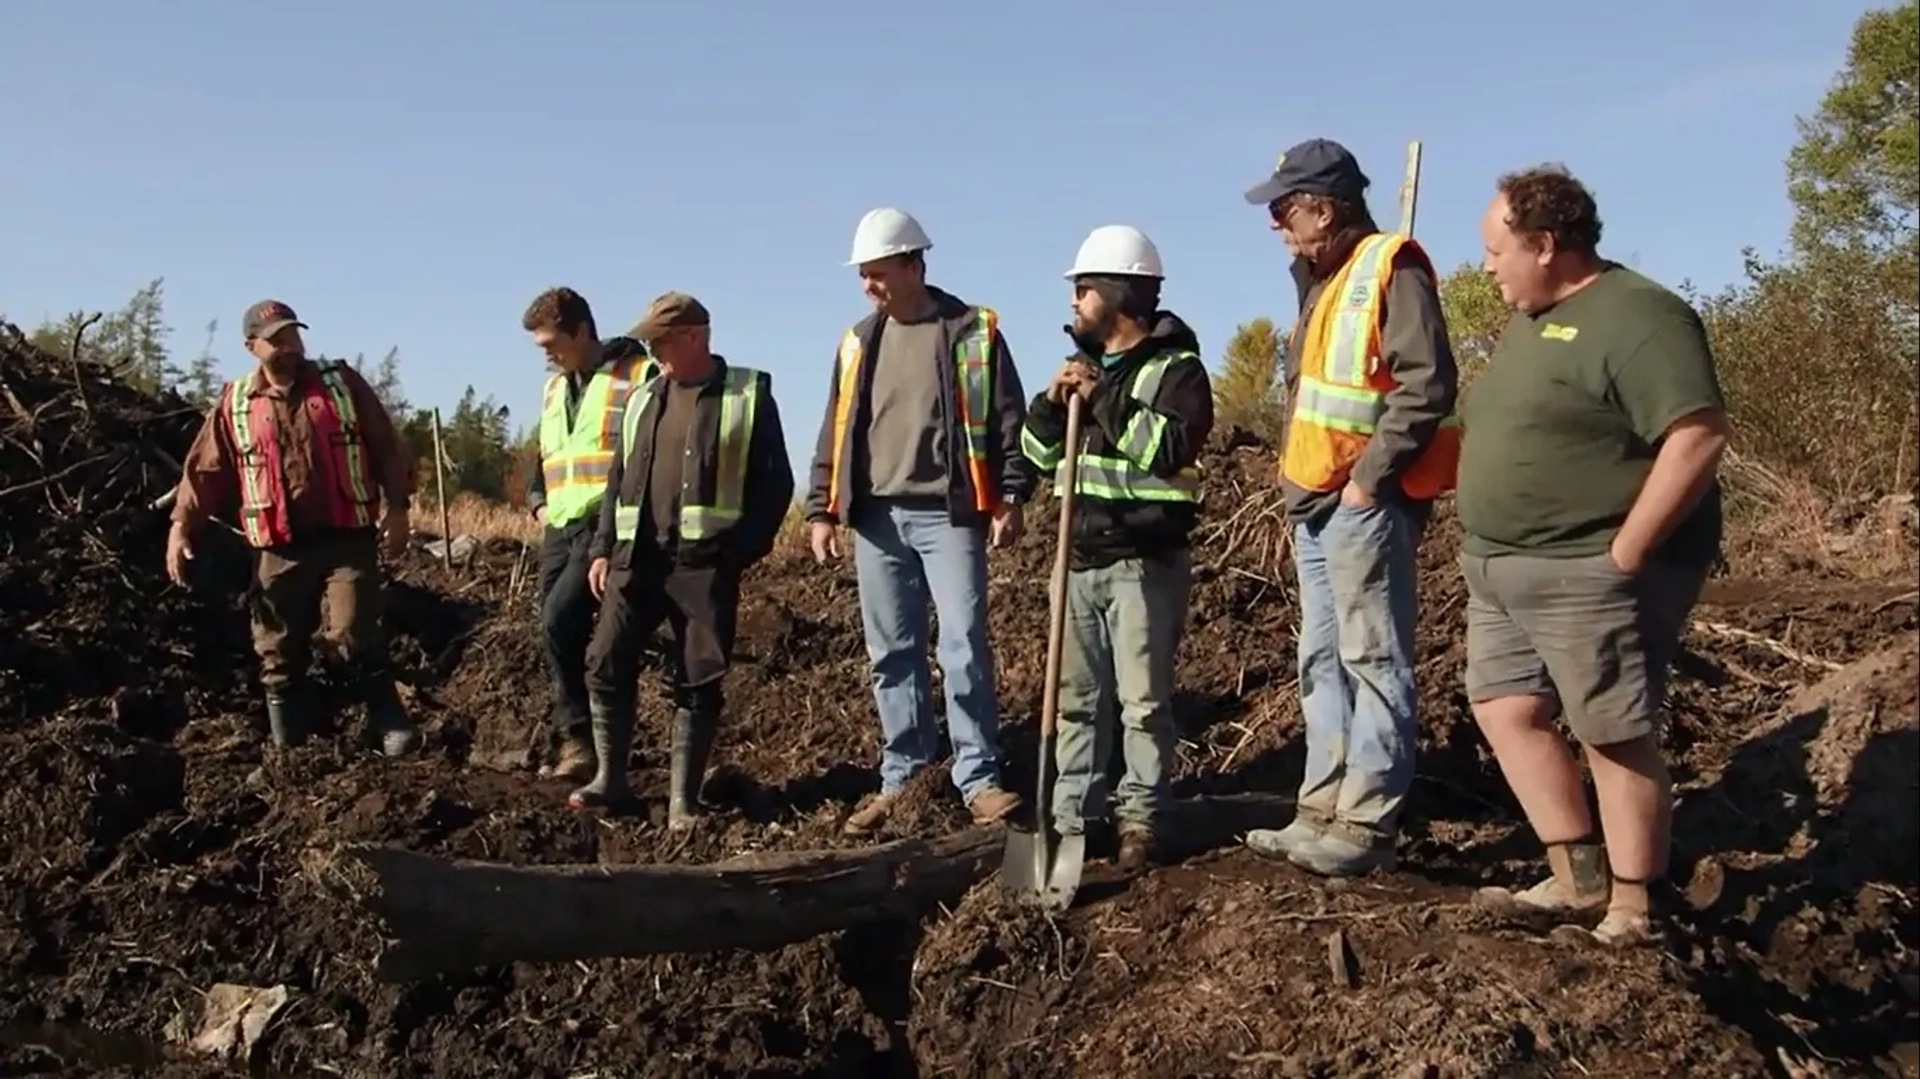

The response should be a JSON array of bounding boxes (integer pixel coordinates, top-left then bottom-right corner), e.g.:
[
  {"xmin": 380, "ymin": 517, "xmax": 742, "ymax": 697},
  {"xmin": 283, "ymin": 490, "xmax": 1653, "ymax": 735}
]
[
  {"xmin": 1672, "ymin": 699, "xmax": 1920, "ymax": 1070},
  {"xmin": 384, "ymin": 579, "xmax": 490, "ymax": 687},
  {"xmin": 707, "ymin": 761, "xmax": 878, "ymax": 826}
]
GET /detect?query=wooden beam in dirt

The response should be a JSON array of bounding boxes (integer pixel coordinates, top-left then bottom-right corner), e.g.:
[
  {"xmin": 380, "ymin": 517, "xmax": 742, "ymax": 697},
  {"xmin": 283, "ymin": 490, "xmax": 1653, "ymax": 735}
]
[{"xmin": 336, "ymin": 792, "xmax": 1295, "ymax": 982}]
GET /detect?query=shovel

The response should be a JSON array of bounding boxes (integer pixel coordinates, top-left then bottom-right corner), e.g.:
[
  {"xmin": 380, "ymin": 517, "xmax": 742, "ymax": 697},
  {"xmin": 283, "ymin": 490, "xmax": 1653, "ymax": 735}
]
[{"xmin": 1002, "ymin": 392, "xmax": 1087, "ymax": 912}]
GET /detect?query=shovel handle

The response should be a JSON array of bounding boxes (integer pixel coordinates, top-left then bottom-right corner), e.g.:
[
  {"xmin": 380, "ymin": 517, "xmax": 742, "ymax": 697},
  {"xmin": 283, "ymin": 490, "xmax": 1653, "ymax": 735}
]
[{"xmin": 1038, "ymin": 394, "xmax": 1083, "ymax": 740}]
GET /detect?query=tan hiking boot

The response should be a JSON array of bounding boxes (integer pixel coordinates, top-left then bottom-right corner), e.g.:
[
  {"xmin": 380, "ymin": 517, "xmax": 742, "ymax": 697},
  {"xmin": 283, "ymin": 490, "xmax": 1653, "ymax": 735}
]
[
  {"xmin": 966, "ymin": 785, "xmax": 1021, "ymax": 824},
  {"xmin": 1116, "ymin": 827, "xmax": 1154, "ymax": 875},
  {"xmin": 1474, "ymin": 875, "xmax": 1609, "ymax": 917},
  {"xmin": 539, "ymin": 736, "xmax": 597, "ymax": 783},
  {"xmin": 843, "ymin": 791, "xmax": 898, "ymax": 836}
]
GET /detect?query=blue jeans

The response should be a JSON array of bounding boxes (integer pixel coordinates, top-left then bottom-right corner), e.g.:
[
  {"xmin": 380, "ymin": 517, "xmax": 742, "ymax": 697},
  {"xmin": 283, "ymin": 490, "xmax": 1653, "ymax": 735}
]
[
  {"xmin": 851, "ymin": 500, "xmax": 1004, "ymax": 799},
  {"xmin": 1292, "ymin": 501, "xmax": 1424, "ymax": 844}
]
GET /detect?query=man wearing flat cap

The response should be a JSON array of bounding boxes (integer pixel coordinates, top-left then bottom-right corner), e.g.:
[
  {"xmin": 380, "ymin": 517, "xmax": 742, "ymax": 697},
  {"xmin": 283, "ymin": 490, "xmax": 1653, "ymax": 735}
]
[
  {"xmin": 167, "ymin": 300, "xmax": 421, "ymax": 757},
  {"xmin": 1237, "ymin": 138, "xmax": 1463, "ymax": 877},
  {"xmin": 569, "ymin": 291, "xmax": 793, "ymax": 826}
]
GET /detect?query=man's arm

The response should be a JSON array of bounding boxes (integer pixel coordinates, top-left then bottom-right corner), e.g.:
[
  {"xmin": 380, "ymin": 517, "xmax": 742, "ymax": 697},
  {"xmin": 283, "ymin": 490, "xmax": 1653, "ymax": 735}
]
[
  {"xmin": 989, "ymin": 327, "xmax": 1037, "ymax": 504},
  {"xmin": 1610, "ymin": 301, "xmax": 1731, "ymax": 564},
  {"xmin": 526, "ymin": 444, "xmax": 547, "ymax": 517},
  {"xmin": 1349, "ymin": 253, "xmax": 1459, "ymax": 497},
  {"xmin": 170, "ymin": 391, "xmax": 239, "ymax": 531},
  {"xmin": 737, "ymin": 373, "xmax": 796, "ymax": 566},
  {"xmin": 1020, "ymin": 378, "xmax": 1070, "ymax": 474},
  {"xmin": 803, "ymin": 340, "xmax": 846, "ymax": 524},
  {"xmin": 589, "ymin": 419, "xmax": 626, "ymax": 562},
  {"xmin": 342, "ymin": 366, "xmax": 415, "ymax": 512},
  {"xmin": 526, "ymin": 374, "xmax": 557, "ymax": 517},
  {"xmin": 1087, "ymin": 354, "xmax": 1215, "ymax": 478}
]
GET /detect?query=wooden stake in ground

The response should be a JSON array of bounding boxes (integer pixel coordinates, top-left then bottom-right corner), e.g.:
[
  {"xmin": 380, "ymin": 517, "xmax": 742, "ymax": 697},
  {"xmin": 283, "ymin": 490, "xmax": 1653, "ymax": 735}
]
[
  {"xmin": 429, "ymin": 407, "xmax": 451, "ymax": 570},
  {"xmin": 1397, "ymin": 139, "xmax": 1423, "ymax": 236}
]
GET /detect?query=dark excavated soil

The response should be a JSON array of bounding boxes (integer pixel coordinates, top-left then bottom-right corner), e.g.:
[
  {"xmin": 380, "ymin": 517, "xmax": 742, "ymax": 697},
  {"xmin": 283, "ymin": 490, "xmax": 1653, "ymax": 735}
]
[{"xmin": 2, "ymin": 326, "xmax": 1916, "ymax": 1078}]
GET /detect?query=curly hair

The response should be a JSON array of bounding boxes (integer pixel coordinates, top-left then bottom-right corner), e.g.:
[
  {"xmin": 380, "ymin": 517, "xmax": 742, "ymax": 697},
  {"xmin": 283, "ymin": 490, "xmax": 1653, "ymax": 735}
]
[
  {"xmin": 1495, "ymin": 164, "xmax": 1603, "ymax": 257},
  {"xmin": 521, "ymin": 286, "xmax": 597, "ymax": 339}
]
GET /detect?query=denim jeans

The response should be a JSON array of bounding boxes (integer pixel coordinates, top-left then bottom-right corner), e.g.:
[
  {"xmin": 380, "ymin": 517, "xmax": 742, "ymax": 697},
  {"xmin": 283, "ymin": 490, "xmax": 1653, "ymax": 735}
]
[
  {"xmin": 1292, "ymin": 501, "xmax": 1424, "ymax": 844},
  {"xmin": 851, "ymin": 499, "xmax": 1004, "ymax": 799},
  {"xmin": 1051, "ymin": 550, "xmax": 1191, "ymax": 836}
]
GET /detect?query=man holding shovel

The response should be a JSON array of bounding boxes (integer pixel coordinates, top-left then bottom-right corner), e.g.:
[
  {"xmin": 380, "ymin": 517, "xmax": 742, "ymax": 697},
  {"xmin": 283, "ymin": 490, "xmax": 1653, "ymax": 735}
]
[{"xmin": 1018, "ymin": 226, "xmax": 1214, "ymax": 876}]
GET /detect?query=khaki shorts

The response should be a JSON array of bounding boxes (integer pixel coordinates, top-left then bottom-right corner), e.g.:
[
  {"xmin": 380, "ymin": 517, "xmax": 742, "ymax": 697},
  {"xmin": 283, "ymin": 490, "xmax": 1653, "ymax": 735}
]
[{"xmin": 1461, "ymin": 551, "xmax": 1706, "ymax": 746}]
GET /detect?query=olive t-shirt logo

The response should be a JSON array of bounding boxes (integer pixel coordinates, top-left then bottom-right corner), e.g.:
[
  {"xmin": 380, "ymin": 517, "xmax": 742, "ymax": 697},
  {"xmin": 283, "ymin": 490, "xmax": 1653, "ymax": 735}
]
[{"xmin": 1540, "ymin": 323, "xmax": 1579, "ymax": 342}]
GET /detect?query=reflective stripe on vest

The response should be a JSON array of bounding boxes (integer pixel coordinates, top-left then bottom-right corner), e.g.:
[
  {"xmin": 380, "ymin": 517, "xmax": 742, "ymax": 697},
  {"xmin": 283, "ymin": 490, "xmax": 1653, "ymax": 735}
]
[
  {"xmin": 1020, "ymin": 352, "xmax": 1202, "ymax": 504},
  {"xmin": 611, "ymin": 365, "xmax": 762, "ymax": 543},
  {"xmin": 825, "ymin": 307, "xmax": 1000, "ymax": 518},
  {"xmin": 537, "ymin": 356, "xmax": 654, "ymax": 527},
  {"xmin": 227, "ymin": 360, "xmax": 377, "ymax": 548},
  {"xmin": 1279, "ymin": 233, "xmax": 1462, "ymax": 496}
]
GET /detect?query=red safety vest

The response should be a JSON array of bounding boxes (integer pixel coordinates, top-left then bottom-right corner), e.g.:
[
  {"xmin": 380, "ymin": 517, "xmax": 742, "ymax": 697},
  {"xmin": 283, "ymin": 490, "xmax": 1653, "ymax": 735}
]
[{"xmin": 225, "ymin": 360, "xmax": 380, "ymax": 548}]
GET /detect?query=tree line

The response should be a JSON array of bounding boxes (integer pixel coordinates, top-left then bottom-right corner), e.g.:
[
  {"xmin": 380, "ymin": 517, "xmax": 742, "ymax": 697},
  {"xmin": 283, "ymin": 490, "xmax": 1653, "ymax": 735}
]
[{"xmin": 1215, "ymin": 1, "xmax": 1918, "ymax": 503}]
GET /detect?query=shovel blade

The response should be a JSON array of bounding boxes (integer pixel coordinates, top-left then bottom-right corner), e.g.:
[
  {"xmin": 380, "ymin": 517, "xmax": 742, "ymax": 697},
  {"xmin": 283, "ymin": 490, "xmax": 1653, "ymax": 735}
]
[
  {"xmin": 1000, "ymin": 826, "xmax": 1051, "ymax": 898},
  {"xmin": 1001, "ymin": 826, "xmax": 1086, "ymax": 912},
  {"xmin": 1043, "ymin": 833, "xmax": 1086, "ymax": 911}
]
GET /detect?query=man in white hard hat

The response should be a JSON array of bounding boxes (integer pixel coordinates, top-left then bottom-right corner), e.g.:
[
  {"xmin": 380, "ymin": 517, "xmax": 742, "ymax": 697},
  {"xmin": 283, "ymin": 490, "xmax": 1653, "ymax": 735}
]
[
  {"xmin": 805, "ymin": 206, "xmax": 1035, "ymax": 836},
  {"xmin": 1020, "ymin": 225, "xmax": 1213, "ymax": 873},
  {"xmin": 1236, "ymin": 138, "xmax": 1463, "ymax": 877}
]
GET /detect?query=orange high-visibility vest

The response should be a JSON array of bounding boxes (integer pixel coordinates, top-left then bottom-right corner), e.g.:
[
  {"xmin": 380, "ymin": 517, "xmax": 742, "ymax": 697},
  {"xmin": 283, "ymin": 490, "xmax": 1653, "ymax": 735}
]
[
  {"xmin": 824, "ymin": 307, "xmax": 1001, "ymax": 519},
  {"xmin": 1279, "ymin": 232, "xmax": 1461, "ymax": 498}
]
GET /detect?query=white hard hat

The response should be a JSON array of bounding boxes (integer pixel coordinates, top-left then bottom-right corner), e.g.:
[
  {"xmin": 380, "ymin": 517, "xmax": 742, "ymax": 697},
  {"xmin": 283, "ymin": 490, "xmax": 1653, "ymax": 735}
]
[
  {"xmin": 1065, "ymin": 225, "xmax": 1164, "ymax": 279},
  {"xmin": 846, "ymin": 207, "xmax": 934, "ymax": 267}
]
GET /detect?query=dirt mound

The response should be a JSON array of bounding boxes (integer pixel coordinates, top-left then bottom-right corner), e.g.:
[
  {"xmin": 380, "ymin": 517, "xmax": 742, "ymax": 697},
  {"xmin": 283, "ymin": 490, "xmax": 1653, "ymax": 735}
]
[
  {"xmin": 1, "ymin": 338, "xmax": 1916, "ymax": 1078},
  {"xmin": 0, "ymin": 323, "xmax": 255, "ymax": 732}
]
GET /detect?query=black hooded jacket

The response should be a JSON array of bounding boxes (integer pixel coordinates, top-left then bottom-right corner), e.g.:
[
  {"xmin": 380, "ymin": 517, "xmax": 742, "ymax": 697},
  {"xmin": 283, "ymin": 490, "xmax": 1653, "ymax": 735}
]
[{"xmin": 1021, "ymin": 311, "xmax": 1215, "ymax": 569}]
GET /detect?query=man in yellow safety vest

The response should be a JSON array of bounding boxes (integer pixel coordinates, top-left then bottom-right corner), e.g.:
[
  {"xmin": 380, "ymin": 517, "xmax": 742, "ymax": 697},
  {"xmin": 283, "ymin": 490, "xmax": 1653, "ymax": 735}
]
[
  {"xmin": 523, "ymin": 286, "xmax": 656, "ymax": 781},
  {"xmin": 569, "ymin": 292, "xmax": 792, "ymax": 826},
  {"xmin": 1020, "ymin": 226, "xmax": 1214, "ymax": 873}
]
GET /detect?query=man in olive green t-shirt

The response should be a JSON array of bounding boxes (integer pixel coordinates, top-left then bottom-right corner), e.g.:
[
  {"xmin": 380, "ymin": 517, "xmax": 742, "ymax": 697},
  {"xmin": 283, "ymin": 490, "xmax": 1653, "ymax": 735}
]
[{"xmin": 1458, "ymin": 165, "xmax": 1730, "ymax": 947}]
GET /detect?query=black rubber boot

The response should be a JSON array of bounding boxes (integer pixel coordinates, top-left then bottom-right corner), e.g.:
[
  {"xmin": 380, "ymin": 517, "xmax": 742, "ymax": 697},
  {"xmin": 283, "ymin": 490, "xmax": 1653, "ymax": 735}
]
[
  {"xmin": 668, "ymin": 707, "xmax": 719, "ymax": 830},
  {"xmin": 362, "ymin": 677, "xmax": 419, "ymax": 757},
  {"xmin": 264, "ymin": 687, "xmax": 308, "ymax": 749},
  {"xmin": 569, "ymin": 698, "xmax": 633, "ymax": 809}
]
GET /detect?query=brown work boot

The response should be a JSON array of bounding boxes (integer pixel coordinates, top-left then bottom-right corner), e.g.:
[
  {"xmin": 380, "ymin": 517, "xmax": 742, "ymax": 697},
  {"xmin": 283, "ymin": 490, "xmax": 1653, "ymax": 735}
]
[
  {"xmin": 843, "ymin": 791, "xmax": 898, "ymax": 836},
  {"xmin": 1116, "ymin": 826, "xmax": 1154, "ymax": 875},
  {"xmin": 966, "ymin": 785, "xmax": 1021, "ymax": 824},
  {"xmin": 539, "ymin": 735, "xmax": 597, "ymax": 783}
]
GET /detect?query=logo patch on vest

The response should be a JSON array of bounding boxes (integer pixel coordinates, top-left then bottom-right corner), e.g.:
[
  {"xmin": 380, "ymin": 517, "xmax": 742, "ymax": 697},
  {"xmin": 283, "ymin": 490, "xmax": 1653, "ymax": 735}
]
[{"xmin": 1540, "ymin": 323, "xmax": 1579, "ymax": 342}]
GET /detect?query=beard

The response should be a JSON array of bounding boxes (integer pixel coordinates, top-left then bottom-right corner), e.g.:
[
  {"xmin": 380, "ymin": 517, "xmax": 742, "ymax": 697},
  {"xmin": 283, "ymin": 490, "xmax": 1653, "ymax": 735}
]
[{"xmin": 1070, "ymin": 307, "xmax": 1116, "ymax": 343}]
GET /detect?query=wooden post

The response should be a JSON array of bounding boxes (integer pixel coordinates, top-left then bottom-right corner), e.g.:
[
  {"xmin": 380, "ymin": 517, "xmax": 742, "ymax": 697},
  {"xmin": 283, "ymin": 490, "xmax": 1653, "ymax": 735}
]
[
  {"xmin": 430, "ymin": 407, "xmax": 451, "ymax": 570},
  {"xmin": 1397, "ymin": 140, "xmax": 1423, "ymax": 237}
]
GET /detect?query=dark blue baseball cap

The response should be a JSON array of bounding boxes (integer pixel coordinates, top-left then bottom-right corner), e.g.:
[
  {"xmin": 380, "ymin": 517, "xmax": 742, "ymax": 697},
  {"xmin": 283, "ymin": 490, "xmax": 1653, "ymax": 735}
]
[{"xmin": 1244, "ymin": 138, "xmax": 1371, "ymax": 206}]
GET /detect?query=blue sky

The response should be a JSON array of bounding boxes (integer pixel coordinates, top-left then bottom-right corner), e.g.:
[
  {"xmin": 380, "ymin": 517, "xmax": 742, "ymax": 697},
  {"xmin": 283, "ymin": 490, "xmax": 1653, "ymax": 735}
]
[{"xmin": 0, "ymin": 0, "xmax": 1869, "ymax": 481}]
